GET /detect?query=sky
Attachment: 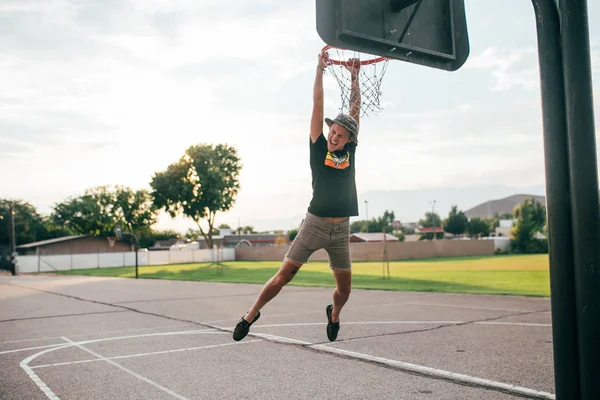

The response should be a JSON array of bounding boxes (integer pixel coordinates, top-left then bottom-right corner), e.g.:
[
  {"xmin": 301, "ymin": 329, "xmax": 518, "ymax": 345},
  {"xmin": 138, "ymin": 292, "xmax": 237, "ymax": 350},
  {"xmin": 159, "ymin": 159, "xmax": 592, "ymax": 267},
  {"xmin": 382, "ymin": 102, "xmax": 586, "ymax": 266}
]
[{"xmin": 1, "ymin": 0, "xmax": 599, "ymax": 234}]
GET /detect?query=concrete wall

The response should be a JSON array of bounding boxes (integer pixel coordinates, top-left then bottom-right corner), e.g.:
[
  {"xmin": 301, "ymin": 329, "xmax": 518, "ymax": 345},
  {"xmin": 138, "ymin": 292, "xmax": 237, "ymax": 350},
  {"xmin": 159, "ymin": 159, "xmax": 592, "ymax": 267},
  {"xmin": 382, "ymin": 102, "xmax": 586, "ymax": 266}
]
[{"xmin": 235, "ymin": 240, "xmax": 495, "ymax": 262}]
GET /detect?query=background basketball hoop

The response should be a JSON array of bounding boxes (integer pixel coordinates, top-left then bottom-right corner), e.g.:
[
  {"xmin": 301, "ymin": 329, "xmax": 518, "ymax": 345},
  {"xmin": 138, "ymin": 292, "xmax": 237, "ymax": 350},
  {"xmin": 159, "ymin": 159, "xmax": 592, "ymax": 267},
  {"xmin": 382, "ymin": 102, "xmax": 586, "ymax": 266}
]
[
  {"xmin": 107, "ymin": 236, "xmax": 116, "ymax": 248},
  {"xmin": 321, "ymin": 45, "xmax": 390, "ymax": 117}
]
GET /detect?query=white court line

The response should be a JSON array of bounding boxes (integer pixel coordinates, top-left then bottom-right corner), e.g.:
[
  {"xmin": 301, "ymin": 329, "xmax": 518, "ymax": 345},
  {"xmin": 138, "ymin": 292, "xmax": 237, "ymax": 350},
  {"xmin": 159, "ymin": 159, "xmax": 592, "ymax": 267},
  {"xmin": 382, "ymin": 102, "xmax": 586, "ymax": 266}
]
[
  {"xmin": 251, "ymin": 321, "xmax": 464, "ymax": 329},
  {"xmin": 309, "ymin": 343, "xmax": 556, "ymax": 400},
  {"xmin": 204, "ymin": 301, "xmax": 411, "ymax": 324},
  {"xmin": 0, "ymin": 323, "xmax": 193, "ymax": 345},
  {"xmin": 0, "ymin": 343, "xmax": 66, "ymax": 355},
  {"xmin": 18, "ymin": 328, "xmax": 253, "ymax": 400},
  {"xmin": 477, "ymin": 322, "xmax": 551, "ymax": 327},
  {"xmin": 403, "ymin": 302, "xmax": 539, "ymax": 313},
  {"xmin": 20, "ymin": 342, "xmax": 73, "ymax": 400},
  {"xmin": 62, "ymin": 337, "xmax": 190, "ymax": 400},
  {"xmin": 212, "ymin": 326, "xmax": 555, "ymax": 400},
  {"xmin": 3, "ymin": 329, "xmax": 221, "ymax": 356},
  {"xmin": 32, "ymin": 340, "xmax": 262, "ymax": 369}
]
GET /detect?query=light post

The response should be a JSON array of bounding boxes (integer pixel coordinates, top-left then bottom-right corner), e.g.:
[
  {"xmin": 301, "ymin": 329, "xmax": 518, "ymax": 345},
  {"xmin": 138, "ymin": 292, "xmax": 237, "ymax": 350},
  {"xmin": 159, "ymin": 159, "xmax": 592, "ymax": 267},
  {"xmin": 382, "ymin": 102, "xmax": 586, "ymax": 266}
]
[
  {"xmin": 430, "ymin": 200, "xmax": 437, "ymax": 241},
  {"xmin": 364, "ymin": 200, "xmax": 369, "ymax": 232},
  {"xmin": 116, "ymin": 225, "xmax": 139, "ymax": 279}
]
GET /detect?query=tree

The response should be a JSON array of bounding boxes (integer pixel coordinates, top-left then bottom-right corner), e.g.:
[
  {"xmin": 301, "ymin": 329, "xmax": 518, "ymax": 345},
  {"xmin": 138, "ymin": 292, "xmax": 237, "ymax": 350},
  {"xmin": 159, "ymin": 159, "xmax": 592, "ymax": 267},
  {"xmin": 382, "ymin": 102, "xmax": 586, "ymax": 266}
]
[
  {"xmin": 150, "ymin": 143, "xmax": 242, "ymax": 249},
  {"xmin": 0, "ymin": 199, "xmax": 74, "ymax": 247},
  {"xmin": 467, "ymin": 217, "xmax": 490, "ymax": 238},
  {"xmin": 287, "ymin": 228, "xmax": 299, "ymax": 241},
  {"xmin": 350, "ymin": 210, "xmax": 396, "ymax": 234},
  {"xmin": 418, "ymin": 211, "xmax": 443, "ymax": 240},
  {"xmin": 510, "ymin": 198, "xmax": 547, "ymax": 253},
  {"xmin": 443, "ymin": 205, "xmax": 468, "ymax": 236},
  {"xmin": 113, "ymin": 186, "xmax": 158, "ymax": 234},
  {"xmin": 139, "ymin": 229, "xmax": 181, "ymax": 249},
  {"xmin": 51, "ymin": 186, "xmax": 157, "ymax": 237},
  {"xmin": 218, "ymin": 224, "xmax": 231, "ymax": 230}
]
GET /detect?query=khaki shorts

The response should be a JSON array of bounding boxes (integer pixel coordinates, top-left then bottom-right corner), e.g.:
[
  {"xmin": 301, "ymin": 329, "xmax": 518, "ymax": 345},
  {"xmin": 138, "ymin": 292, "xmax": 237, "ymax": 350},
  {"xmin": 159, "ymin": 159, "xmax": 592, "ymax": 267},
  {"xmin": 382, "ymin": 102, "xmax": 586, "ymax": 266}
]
[{"xmin": 285, "ymin": 212, "xmax": 352, "ymax": 271}]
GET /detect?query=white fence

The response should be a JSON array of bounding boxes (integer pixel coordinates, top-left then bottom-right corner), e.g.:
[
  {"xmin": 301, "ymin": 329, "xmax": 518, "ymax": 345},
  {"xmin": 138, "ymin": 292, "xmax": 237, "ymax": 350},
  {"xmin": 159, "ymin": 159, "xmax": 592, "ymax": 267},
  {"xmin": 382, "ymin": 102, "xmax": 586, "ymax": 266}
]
[{"xmin": 16, "ymin": 248, "xmax": 236, "ymax": 274}]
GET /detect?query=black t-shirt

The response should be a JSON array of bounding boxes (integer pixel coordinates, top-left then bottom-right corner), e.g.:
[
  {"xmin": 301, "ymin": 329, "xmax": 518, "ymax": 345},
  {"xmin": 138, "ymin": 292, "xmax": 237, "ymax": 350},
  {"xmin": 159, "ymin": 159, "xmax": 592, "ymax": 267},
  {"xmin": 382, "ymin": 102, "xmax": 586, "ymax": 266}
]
[{"xmin": 307, "ymin": 133, "xmax": 359, "ymax": 217}]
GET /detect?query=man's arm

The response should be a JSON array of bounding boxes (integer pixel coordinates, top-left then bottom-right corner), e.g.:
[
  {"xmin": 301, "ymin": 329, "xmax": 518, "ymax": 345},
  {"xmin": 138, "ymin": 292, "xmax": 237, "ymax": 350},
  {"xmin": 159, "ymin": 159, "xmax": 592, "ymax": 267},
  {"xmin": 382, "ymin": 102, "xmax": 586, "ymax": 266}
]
[
  {"xmin": 347, "ymin": 60, "xmax": 361, "ymax": 130},
  {"xmin": 310, "ymin": 52, "xmax": 328, "ymax": 144}
]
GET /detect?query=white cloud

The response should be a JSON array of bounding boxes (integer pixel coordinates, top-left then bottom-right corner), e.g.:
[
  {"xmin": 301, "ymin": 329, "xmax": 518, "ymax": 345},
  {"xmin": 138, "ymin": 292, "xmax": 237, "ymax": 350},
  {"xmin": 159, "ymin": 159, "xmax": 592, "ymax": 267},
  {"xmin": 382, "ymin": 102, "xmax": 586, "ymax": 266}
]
[
  {"xmin": 2, "ymin": 1, "xmax": 599, "ymax": 233},
  {"xmin": 465, "ymin": 47, "xmax": 539, "ymax": 91}
]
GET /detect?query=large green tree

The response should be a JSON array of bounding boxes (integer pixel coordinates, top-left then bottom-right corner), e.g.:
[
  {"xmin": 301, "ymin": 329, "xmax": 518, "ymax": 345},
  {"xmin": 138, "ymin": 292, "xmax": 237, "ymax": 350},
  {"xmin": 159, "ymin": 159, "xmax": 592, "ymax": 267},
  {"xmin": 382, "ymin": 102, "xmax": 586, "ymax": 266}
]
[
  {"xmin": 51, "ymin": 186, "xmax": 158, "ymax": 237},
  {"xmin": 467, "ymin": 217, "xmax": 490, "ymax": 238},
  {"xmin": 418, "ymin": 211, "xmax": 443, "ymax": 240},
  {"xmin": 350, "ymin": 210, "xmax": 396, "ymax": 233},
  {"xmin": 443, "ymin": 205, "xmax": 468, "ymax": 236},
  {"xmin": 511, "ymin": 198, "xmax": 547, "ymax": 253},
  {"xmin": 0, "ymin": 199, "xmax": 73, "ymax": 246},
  {"xmin": 150, "ymin": 143, "xmax": 242, "ymax": 248}
]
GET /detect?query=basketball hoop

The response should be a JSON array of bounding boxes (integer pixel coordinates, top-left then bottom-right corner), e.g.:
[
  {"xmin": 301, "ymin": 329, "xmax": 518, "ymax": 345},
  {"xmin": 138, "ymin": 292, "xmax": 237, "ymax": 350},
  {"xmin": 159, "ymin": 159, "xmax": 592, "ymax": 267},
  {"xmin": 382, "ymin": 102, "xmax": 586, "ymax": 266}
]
[
  {"xmin": 321, "ymin": 45, "xmax": 390, "ymax": 117},
  {"xmin": 107, "ymin": 236, "xmax": 116, "ymax": 248}
]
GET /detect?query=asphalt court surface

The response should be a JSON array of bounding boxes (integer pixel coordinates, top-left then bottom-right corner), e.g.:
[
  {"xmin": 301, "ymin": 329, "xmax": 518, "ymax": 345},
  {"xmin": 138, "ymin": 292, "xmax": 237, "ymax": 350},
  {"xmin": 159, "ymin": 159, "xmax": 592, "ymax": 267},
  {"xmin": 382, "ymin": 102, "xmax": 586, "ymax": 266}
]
[{"xmin": 0, "ymin": 275, "xmax": 555, "ymax": 399}]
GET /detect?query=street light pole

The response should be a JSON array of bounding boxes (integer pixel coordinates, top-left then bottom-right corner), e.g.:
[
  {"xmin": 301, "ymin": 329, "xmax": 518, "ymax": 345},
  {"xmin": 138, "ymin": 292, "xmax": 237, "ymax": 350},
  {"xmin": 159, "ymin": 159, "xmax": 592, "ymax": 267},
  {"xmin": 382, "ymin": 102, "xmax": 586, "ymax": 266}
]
[
  {"xmin": 430, "ymin": 200, "xmax": 437, "ymax": 240},
  {"xmin": 116, "ymin": 225, "xmax": 138, "ymax": 279},
  {"xmin": 9, "ymin": 202, "xmax": 17, "ymax": 275},
  {"xmin": 365, "ymin": 200, "xmax": 369, "ymax": 233}
]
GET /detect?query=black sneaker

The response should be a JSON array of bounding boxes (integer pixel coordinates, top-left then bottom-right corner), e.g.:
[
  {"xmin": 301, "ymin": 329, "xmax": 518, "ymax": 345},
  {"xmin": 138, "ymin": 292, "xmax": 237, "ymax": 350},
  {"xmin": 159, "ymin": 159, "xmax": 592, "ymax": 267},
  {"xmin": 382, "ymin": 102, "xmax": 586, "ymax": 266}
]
[
  {"xmin": 326, "ymin": 304, "xmax": 340, "ymax": 342},
  {"xmin": 233, "ymin": 311, "xmax": 260, "ymax": 341}
]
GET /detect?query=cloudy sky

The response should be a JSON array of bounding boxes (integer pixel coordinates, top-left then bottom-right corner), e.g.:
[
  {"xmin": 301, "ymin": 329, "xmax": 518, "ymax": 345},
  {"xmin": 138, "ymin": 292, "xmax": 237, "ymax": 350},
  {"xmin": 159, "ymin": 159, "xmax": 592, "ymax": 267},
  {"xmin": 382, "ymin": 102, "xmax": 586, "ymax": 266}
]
[{"xmin": 2, "ymin": 0, "xmax": 599, "ymax": 233}]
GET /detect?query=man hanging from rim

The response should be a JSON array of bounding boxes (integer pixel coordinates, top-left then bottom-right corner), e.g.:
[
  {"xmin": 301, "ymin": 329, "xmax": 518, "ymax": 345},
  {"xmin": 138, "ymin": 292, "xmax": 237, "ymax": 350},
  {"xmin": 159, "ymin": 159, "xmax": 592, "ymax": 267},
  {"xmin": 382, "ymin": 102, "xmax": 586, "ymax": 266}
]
[{"xmin": 233, "ymin": 50, "xmax": 361, "ymax": 342}]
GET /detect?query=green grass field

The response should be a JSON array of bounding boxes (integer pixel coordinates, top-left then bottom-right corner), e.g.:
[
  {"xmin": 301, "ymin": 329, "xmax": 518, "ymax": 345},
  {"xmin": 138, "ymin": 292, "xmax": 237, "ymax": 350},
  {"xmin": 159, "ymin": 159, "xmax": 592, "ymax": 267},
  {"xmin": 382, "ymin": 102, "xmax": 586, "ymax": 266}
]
[{"xmin": 55, "ymin": 254, "xmax": 551, "ymax": 297}]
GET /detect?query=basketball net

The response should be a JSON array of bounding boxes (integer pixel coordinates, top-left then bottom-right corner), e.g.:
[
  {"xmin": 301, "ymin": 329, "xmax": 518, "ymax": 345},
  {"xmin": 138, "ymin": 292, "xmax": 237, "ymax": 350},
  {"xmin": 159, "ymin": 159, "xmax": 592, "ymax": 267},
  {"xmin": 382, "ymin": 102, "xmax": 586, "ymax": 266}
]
[
  {"xmin": 321, "ymin": 45, "xmax": 390, "ymax": 117},
  {"xmin": 107, "ymin": 236, "xmax": 116, "ymax": 248}
]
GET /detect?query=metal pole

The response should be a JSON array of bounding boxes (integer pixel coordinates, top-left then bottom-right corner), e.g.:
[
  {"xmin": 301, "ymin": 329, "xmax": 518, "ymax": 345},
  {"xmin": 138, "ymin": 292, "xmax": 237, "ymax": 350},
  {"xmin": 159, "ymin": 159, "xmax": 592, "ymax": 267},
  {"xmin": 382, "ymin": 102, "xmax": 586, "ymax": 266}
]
[
  {"xmin": 559, "ymin": 1, "xmax": 600, "ymax": 398},
  {"xmin": 531, "ymin": 1, "xmax": 580, "ymax": 397},
  {"xmin": 365, "ymin": 200, "xmax": 369, "ymax": 232},
  {"xmin": 9, "ymin": 202, "xmax": 16, "ymax": 275},
  {"xmin": 135, "ymin": 237, "xmax": 139, "ymax": 279}
]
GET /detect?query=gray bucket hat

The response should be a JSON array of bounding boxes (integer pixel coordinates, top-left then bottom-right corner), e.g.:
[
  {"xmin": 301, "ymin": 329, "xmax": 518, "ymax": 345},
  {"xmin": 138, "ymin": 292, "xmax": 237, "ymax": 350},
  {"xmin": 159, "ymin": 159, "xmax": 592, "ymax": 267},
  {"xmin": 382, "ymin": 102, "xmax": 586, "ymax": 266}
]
[{"xmin": 325, "ymin": 114, "xmax": 359, "ymax": 141}]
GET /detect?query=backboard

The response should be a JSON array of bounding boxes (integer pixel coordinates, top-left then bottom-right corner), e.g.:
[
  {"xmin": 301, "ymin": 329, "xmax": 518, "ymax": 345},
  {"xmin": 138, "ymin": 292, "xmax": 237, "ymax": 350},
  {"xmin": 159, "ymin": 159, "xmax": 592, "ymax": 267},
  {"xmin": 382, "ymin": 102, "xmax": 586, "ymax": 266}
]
[{"xmin": 316, "ymin": 0, "xmax": 470, "ymax": 71}]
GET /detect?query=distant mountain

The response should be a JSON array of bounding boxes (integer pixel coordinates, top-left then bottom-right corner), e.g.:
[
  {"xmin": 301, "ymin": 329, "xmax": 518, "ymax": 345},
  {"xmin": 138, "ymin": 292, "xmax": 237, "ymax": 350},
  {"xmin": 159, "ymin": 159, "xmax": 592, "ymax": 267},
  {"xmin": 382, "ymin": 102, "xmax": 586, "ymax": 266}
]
[
  {"xmin": 356, "ymin": 184, "xmax": 546, "ymax": 224},
  {"xmin": 464, "ymin": 194, "xmax": 546, "ymax": 219}
]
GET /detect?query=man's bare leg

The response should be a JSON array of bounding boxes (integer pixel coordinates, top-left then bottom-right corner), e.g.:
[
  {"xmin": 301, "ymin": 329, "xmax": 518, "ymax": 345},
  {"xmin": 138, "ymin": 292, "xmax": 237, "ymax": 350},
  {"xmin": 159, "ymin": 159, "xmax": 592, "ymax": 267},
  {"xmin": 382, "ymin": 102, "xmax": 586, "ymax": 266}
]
[
  {"xmin": 331, "ymin": 268, "xmax": 352, "ymax": 323},
  {"xmin": 243, "ymin": 258, "xmax": 303, "ymax": 323}
]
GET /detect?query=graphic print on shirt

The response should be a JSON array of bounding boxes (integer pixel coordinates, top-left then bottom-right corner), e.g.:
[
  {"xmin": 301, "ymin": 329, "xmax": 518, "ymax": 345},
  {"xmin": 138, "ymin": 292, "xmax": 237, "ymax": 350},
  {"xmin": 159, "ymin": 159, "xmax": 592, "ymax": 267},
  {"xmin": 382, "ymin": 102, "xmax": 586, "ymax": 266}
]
[{"xmin": 324, "ymin": 151, "xmax": 350, "ymax": 169}]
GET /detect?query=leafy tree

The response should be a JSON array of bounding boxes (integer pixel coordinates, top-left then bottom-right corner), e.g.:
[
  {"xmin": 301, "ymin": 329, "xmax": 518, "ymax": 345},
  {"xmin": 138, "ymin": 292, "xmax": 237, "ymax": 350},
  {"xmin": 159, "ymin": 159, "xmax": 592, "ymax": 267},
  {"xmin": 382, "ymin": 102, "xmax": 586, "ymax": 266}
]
[
  {"xmin": 0, "ymin": 199, "xmax": 75, "ymax": 247},
  {"xmin": 443, "ymin": 205, "xmax": 468, "ymax": 236},
  {"xmin": 51, "ymin": 186, "xmax": 157, "ymax": 237},
  {"xmin": 419, "ymin": 211, "xmax": 442, "ymax": 228},
  {"xmin": 418, "ymin": 211, "xmax": 443, "ymax": 240},
  {"xmin": 393, "ymin": 231, "xmax": 405, "ymax": 242},
  {"xmin": 218, "ymin": 224, "xmax": 231, "ymax": 229},
  {"xmin": 467, "ymin": 217, "xmax": 490, "ymax": 238},
  {"xmin": 113, "ymin": 186, "xmax": 158, "ymax": 234},
  {"xmin": 150, "ymin": 143, "xmax": 242, "ymax": 249},
  {"xmin": 139, "ymin": 229, "xmax": 181, "ymax": 249},
  {"xmin": 351, "ymin": 210, "xmax": 396, "ymax": 234},
  {"xmin": 287, "ymin": 228, "xmax": 299, "ymax": 241},
  {"xmin": 510, "ymin": 198, "xmax": 547, "ymax": 253},
  {"xmin": 1, "ymin": 200, "xmax": 45, "ymax": 245}
]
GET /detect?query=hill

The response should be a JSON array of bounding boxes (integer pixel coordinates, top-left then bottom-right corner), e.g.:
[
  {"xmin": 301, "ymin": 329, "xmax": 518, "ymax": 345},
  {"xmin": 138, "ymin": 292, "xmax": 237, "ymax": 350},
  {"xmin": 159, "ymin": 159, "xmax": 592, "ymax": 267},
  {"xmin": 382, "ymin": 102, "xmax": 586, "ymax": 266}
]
[{"xmin": 464, "ymin": 194, "xmax": 546, "ymax": 219}]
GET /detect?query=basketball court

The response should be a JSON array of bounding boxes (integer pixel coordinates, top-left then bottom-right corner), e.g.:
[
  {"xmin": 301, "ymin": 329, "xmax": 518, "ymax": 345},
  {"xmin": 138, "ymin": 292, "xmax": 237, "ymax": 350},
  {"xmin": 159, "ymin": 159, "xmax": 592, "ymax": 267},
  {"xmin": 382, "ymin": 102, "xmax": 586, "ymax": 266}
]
[{"xmin": 1, "ymin": 275, "xmax": 554, "ymax": 399}]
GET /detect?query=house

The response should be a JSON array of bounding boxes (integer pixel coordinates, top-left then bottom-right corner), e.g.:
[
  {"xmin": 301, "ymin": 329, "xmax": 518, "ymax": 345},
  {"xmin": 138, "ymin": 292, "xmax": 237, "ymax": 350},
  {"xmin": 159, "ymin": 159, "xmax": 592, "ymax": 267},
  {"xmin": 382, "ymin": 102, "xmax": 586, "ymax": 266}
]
[
  {"xmin": 150, "ymin": 238, "xmax": 185, "ymax": 251},
  {"xmin": 17, "ymin": 235, "xmax": 130, "ymax": 256},
  {"xmin": 350, "ymin": 233, "xmax": 399, "ymax": 243},
  {"xmin": 222, "ymin": 234, "xmax": 290, "ymax": 247}
]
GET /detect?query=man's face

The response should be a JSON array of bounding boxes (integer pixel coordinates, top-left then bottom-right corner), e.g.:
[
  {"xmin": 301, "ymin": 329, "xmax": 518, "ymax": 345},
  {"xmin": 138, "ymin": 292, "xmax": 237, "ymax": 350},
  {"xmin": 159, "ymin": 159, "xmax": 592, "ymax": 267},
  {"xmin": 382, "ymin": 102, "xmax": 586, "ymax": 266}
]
[{"xmin": 327, "ymin": 123, "xmax": 351, "ymax": 152}]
